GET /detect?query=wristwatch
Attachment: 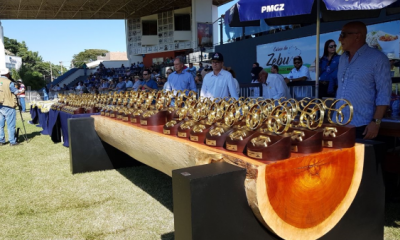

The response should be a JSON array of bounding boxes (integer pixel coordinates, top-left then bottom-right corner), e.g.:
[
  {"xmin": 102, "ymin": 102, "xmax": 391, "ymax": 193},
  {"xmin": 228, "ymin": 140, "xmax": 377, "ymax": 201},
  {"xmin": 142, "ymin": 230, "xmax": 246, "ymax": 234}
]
[
  {"xmin": 372, "ymin": 118, "xmax": 382, "ymax": 125},
  {"xmin": 290, "ymin": 79, "xmax": 293, "ymax": 83}
]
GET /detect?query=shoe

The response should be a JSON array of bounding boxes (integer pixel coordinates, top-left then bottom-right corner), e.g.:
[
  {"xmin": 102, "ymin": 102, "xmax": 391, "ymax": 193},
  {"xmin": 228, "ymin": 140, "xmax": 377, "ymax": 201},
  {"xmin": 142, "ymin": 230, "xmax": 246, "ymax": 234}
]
[{"xmin": 10, "ymin": 142, "xmax": 20, "ymax": 147}]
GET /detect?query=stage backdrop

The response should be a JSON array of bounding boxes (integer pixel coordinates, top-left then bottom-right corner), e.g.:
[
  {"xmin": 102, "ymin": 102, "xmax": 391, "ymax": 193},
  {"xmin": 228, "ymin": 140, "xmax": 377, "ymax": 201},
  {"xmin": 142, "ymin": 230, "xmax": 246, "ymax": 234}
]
[{"xmin": 257, "ymin": 21, "xmax": 400, "ymax": 79}]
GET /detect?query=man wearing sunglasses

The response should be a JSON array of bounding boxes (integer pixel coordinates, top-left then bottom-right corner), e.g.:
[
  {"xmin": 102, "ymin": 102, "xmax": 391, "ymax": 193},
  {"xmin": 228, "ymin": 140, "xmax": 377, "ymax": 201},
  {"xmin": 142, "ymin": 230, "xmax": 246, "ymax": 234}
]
[
  {"xmin": 336, "ymin": 21, "xmax": 391, "ymax": 140},
  {"xmin": 200, "ymin": 52, "xmax": 238, "ymax": 100},
  {"xmin": 284, "ymin": 56, "xmax": 311, "ymax": 98},
  {"xmin": 139, "ymin": 69, "xmax": 158, "ymax": 91}
]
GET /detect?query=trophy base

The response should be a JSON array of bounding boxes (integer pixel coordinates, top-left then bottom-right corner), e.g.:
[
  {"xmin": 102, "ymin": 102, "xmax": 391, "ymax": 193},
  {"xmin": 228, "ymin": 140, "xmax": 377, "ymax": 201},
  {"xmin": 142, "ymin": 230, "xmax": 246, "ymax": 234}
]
[
  {"xmin": 109, "ymin": 111, "xmax": 118, "ymax": 119},
  {"xmin": 130, "ymin": 114, "xmax": 141, "ymax": 124},
  {"xmin": 177, "ymin": 119, "xmax": 196, "ymax": 139},
  {"xmin": 246, "ymin": 132, "xmax": 291, "ymax": 161},
  {"xmin": 140, "ymin": 110, "xmax": 168, "ymax": 126},
  {"xmin": 289, "ymin": 127, "xmax": 323, "ymax": 154},
  {"xmin": 205, "ymin": 124, "xmax": 234, "ymax": 147},
  {"xmin": 163, "ymin": 120, "xmax": 184, "ymax": 135},
  {"xmin": 322, "ymin": 124, "xmax": 356, "ymax": 148},
  {"xmin": 189, "ymin": 123, "xmax": 213, "ymax": 143},
  {"xmin": 225, "ymin": 129, "xmax": 256, "ymax": 153},
  {"xmin": 116, "ymin": 113, "xmax": 124, "ymax": 121},
  {"xmin": 73, "ymin": 108, "xmax": 85, "ymax": 115},
  {"xmin": 122, "ymin": 113, "xmax": 130, "ymax": 122},
  {"xmin": 85, "ymin": 107, "xmax": 98, "ymax": 114}
]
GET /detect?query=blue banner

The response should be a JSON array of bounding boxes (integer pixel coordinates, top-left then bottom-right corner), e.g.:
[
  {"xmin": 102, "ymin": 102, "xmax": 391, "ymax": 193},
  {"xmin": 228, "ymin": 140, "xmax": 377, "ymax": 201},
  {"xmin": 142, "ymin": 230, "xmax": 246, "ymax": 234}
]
[
  {"xmin": 237, "ymin": 0, "xmax": 314, "ymax": 21},
  {"xmin": 236, "ymin": 0, "xmax": 399, "ymax": 22},
  {"xmin": 324, "ymin": 0, "xmax": 397, "ymax": 11}
]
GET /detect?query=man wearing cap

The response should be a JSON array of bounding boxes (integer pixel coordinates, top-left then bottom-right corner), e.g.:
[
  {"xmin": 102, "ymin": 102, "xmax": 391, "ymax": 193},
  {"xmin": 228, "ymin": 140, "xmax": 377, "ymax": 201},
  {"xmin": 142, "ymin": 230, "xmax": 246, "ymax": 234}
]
[
  {"xmin": 0, "ymin": 69, "xmax": 20, "ymax": 146},
  {"xmin": 163, "ymin": 56, "xmax": 197, "ymax": 97},
  {"xmin": 284, "ymin": 56, "xmax": 311, "ymax": 98},
  {"xmin": 17, "ymin": 79, "xmax": 26, "ymax": 112},
  {"xmin": 200, "ymin": 52, "xmax": 239, "ymax": 100}
]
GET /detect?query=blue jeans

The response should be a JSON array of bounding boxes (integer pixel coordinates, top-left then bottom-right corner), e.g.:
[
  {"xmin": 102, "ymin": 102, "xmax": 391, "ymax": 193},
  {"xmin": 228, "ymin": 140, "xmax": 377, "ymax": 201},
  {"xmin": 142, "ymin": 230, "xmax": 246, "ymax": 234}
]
[
  {"xmin": 0, "ymin": 106, "xmax": 17, "ymax": 144},
  {"xmin": 19, "ymin": 97, "xmax": 26, "ymax": 112}
]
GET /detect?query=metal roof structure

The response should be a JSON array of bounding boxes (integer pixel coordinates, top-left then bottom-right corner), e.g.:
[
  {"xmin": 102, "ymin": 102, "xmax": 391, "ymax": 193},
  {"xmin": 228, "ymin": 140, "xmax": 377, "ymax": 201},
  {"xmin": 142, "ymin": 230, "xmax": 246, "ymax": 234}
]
[{"xmin": 0, "ymin": 0, "xmax": 232, "ymax": 19}]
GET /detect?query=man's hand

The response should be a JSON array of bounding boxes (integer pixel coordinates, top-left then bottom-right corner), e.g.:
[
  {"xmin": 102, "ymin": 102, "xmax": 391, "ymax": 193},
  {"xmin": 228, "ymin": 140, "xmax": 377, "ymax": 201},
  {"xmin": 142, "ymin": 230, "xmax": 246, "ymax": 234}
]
[
  {"xmin": 363, "ymin": 122, "xmax": 380, "ymax": 139},
  {"xmin": 284, "ymin": 78, "xmax": 290, "ymax": 84}
]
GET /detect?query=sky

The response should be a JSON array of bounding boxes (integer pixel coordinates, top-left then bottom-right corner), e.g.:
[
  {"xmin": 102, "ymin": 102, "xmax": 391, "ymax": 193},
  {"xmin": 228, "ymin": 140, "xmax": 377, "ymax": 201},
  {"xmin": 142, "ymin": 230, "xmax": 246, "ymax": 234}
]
[{"xmin": 1, "ymin": 1, "xmax": 238, "ymax": 68}]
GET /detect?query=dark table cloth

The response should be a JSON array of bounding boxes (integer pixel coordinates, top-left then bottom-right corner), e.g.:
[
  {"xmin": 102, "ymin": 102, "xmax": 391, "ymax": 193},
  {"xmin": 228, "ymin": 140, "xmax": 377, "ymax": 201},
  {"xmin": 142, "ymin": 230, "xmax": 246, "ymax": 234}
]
[
  {"xmin": 37, "ymin": 108, "xmax": 50, "ymax": 135},
  {"xmin": 59, "ymin": 111, "xmax": 100, "ymax": 147}
]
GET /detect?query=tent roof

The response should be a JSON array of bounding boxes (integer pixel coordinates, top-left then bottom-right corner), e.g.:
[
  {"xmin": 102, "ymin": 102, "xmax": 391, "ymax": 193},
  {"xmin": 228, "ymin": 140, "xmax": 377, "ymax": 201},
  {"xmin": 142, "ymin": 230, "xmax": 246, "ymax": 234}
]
[{"xmin": 0, "ymin": 0, "xmax": 232, "ymax": 19}]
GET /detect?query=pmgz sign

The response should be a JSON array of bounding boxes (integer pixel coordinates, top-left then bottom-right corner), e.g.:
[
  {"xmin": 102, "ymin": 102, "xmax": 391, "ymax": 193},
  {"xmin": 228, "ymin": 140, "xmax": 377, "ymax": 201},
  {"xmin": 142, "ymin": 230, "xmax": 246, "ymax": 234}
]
[{"xmin": 261, "ymin": 4, "xmax": 285, "ymax": 13}]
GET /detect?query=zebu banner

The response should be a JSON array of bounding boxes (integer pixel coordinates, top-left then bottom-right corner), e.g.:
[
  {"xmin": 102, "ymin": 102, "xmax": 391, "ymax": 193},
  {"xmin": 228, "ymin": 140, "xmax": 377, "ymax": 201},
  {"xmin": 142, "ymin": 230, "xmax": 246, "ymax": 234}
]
[{"xmin": 257, "ymin": 21, "xmax": 400, "ymax": 79}]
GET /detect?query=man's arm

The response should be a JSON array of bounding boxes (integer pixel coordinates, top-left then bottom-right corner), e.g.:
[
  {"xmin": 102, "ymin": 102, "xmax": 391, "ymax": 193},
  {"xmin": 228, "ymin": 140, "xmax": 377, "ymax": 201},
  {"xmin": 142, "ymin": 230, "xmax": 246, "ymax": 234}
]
[
  {"xmin": 188, "ymin": 75, "xmax": 197, "ymax": 92},
  {"xmin": 9, "ymin": 82, "xmax": 19, "ymax": 95},
  {"xmin": 363, "ymin": 56, "xmax": 392, "ymax": 139},
  {"xmin": 227, "ymin": 75, "xmax": 239, "ymax": 99}
]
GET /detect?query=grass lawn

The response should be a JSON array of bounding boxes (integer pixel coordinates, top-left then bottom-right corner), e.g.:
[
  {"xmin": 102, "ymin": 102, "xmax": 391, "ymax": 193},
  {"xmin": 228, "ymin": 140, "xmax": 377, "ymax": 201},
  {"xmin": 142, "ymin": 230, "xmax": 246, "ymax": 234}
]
[{"xmin": 0, "ymin": 111, "xmax": 399, "ymax": 239}]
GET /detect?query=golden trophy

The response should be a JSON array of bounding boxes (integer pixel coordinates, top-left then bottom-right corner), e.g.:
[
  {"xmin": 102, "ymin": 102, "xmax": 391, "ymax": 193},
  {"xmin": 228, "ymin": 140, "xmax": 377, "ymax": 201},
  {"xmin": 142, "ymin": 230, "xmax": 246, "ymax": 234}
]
[
  {"xmin": 322, "ymin": 98, "xmax": 355, "ymax": 148},
  {"xmin": 189, "ymin": 100, "xmax": 222, "ymax": 143},
  {"xmin": 225, "ymin": 104, "xmax": 263, "ymax": 153},
  {"xmin": 246, "ymin": 103, "xmax": 292, "ymax": 161},
  {"xmin": 288, "ymin": 98, "xmax": 324, "ymax": 153},
  {"xmin": 163, "ymin": 106, "xmax": 189, "ymax": 135},
  {"xmin": 177, "ymin": 100, "xmax": 204, "ymax": 138},
  {"xmin": 205, "ymin": 101, "xmax": 239, "ymax": 147},
  {"xmin": 140, "ymin": 91, "xmax": 170, "ymax": 126}
]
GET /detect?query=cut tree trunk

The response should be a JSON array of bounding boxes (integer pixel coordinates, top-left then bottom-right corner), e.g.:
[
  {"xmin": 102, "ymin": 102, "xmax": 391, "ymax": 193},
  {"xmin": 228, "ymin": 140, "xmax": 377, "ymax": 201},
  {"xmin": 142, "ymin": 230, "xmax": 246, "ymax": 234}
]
[{"xmin": 92, "ymin": 116, "xmax": 364, "ymax": 240}]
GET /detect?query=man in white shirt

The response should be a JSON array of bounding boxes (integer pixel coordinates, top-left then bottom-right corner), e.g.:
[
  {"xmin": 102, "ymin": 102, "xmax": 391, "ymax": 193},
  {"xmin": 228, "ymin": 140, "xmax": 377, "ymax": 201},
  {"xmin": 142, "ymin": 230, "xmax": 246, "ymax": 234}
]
[
  {"xmin": 284, "ymin": 56, "xmax": 311, "ymax": 99},
  {"xmin": 200, "ymin": 52, "xmax": 238, "ymax": 100},
  {"xmin": 259, "ymin": 70, "xmax": 290, "ymax": 100}
]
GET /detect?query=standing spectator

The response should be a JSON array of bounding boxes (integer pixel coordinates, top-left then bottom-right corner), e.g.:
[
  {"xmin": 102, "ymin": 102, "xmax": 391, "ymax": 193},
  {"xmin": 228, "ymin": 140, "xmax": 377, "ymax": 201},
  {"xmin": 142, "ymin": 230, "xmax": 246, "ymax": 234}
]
[
  {"xmin": 0, "ymin": 69, "xmax": 20, "ymax": 146},
  {"xmin": 319, "ymin": 39, "xmax": 340, "ymax": 98},
  {"xmin": 62, "ymin": 84, "xmax": 69, "ymax": 91},
  {"xmin": 336, "ymin": 21, "xmax": 391, "ymax": 139},
  {"xmin": 195, "ymin": 74, "xmax": 203, "ymax": 85},
  {"xmin": 163, "ymin": 56, "xmax": 197, "ymax": 96},
  {"xmin": 43, "ymin": 86, "xmax": 49, "ymax": 100},
  {"xmin": 251, "ymin": 62, "xmax": 263, "ymax": 97},
  {"xmin": 284, "ymin": 56, "xmax": 311, "ymax": 98},
  {"xmin": 198, "ymin": 62, "xmax": 204, "ymax": 73},
  {"xmin": 16, "ymin": 79, "xmax": 26, "ymax": 112},
  {"xmin": 83, "ymin": 63, "xmax": 87, "ymax": 76},
  {"xmin": 139, "ymin": 69, "xmax": 158, "ymax": 91},
  {"xmin": 200, "ymin": 53, "xmax": 238, "ymax": 100}
]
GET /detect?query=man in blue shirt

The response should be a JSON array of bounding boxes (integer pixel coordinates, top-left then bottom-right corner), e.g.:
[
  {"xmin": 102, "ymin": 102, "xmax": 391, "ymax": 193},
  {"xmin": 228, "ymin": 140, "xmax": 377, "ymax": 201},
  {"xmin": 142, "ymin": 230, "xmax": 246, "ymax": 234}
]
[
  {"xmin": 187, "ymin": 63, "xmax": 197, "ymax": 78},
  {"xmin": 200, "ymin": 52, "xmax": 239, "ymax": 100},
  {"xmin": 125, "ymin": 77, "xmax": 134, "ymax": 89},
  {"xmin": 139, "ymin": 69, "xmax": 158, "ymax": 91},
  {"xmin": 0, "ymin": 69, "xmax": 20, "ymax": 146},
  {"xmin": 115, "ymin": 77, "xmax": 126, "ymax": 93},
  {"xmin": 336, "ymin": 21, "xmax": 391, "ymax": 139},
  {"xmin": 163, "ymin": 56, "xmax": 197, "ymax": 95},
  {"xmin": 284, "ymin": 56, "xmax": 312, "ymax": 99}
]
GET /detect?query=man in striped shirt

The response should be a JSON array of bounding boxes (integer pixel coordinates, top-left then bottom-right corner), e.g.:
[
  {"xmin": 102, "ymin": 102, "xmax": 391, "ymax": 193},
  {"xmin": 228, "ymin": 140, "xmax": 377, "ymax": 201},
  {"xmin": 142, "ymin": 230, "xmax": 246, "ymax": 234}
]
[{"xmin": 336, "ymin": 21, "xmax": 391, "ymax": 139}]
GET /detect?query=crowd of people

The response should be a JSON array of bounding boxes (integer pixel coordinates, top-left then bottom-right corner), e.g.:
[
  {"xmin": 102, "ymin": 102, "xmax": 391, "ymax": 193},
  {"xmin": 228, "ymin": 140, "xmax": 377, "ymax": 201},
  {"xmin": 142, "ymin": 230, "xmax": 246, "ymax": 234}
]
[{"xmin": 43, "ymin": 21, "xmax": 397, "ymax": 142}]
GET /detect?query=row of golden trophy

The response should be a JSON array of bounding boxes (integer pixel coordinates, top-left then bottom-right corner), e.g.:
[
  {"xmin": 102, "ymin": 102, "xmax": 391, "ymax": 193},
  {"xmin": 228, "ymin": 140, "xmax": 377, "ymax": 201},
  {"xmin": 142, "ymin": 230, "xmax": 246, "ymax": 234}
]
[{"xmin": 55, "ymin": 90, "xmax": 356, "ymax": 161}]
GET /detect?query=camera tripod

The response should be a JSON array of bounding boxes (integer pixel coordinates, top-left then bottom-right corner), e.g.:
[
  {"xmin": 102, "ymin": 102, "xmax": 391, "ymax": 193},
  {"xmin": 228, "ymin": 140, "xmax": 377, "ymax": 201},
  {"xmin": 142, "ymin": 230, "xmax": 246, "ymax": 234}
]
[{"xmin": 15, "ymin": 98, "xmax": 29, "ymax": 143}]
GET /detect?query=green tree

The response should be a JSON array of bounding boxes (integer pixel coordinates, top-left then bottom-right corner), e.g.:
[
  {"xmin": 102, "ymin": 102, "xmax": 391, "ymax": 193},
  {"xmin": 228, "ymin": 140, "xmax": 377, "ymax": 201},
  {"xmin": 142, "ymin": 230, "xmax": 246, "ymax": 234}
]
[{"xmin": 72, "ymin": 49, "xmax": 108, "ymax": 68}]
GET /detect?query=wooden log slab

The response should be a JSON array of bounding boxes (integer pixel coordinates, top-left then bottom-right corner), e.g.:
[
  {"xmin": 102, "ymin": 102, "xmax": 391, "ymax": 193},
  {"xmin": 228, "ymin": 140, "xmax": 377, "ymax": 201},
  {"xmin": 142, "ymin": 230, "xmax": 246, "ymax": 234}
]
[{"xmin": 91, "ymin": 115, "xmax": 364, "ymax": 240}]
